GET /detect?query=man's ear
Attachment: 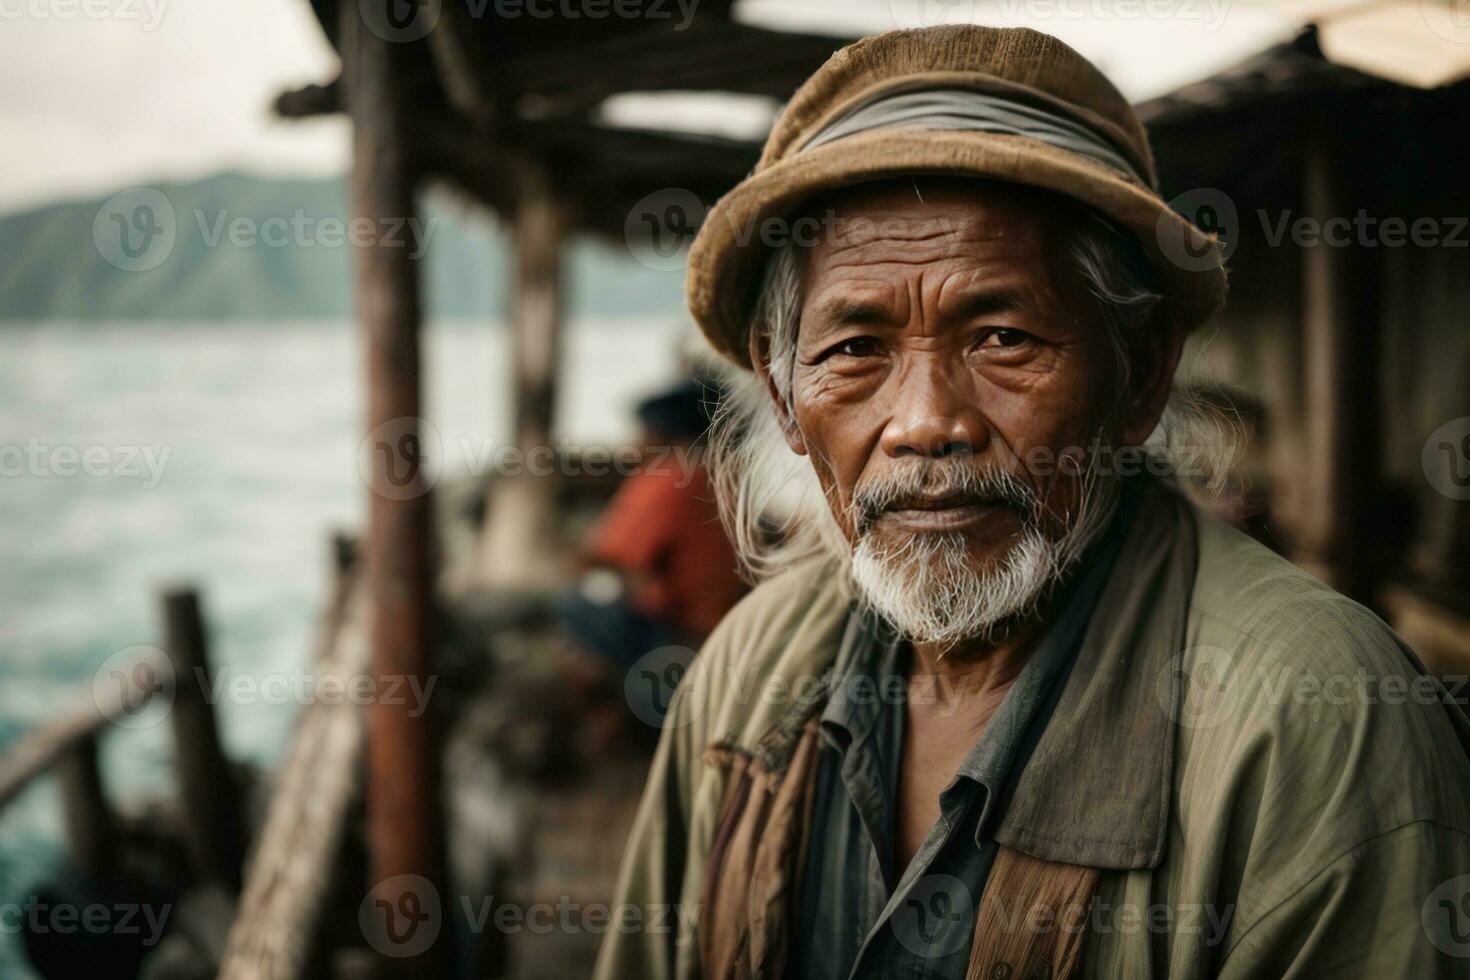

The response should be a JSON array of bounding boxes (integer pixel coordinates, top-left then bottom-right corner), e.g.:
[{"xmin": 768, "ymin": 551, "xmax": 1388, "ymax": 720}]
[
  {"xmin": 748, "ymin": 327, "xmax": 808, "ymax": 456},
  {"xmin": 1119, "ymin": 322, "xmax": 1186, "ymax": 446}
]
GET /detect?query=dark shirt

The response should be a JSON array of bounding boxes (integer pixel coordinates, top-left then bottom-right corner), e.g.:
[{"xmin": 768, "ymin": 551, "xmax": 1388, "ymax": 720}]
[{"xmin": 790, "ymin": 498, "xmax": 1135, "ymax": 979}]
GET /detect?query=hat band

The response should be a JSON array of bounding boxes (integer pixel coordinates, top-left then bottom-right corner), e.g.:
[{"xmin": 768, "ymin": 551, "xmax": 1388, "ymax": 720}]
[{"xmin": 799, "ymin": 86, "xmax": 1146, "ymax": 186}]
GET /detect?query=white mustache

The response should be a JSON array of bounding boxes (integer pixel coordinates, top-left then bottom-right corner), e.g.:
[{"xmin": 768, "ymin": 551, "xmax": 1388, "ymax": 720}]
[{"xmin": 851, "ymin": 462, "xmax": 1037, "ymax": 535}]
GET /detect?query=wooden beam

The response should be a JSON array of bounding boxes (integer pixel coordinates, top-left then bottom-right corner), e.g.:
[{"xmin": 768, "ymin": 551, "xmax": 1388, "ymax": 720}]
[
  {"xmin": 424, "ymin": 1, "xmax": 497, "ymax": 120},
  {"xmin": 163, "ymin": 587, "xmax": 247, "ymax": 889},
  {"xmin": 493, "ymin": 19, "xmax": 844, "ymax": 116},
  {"xmin": 341, "ymin": 2, "xmax": 447, "ymax": 975},
  {"xmin": 0, "ymin": 652, "xmax": 161, "ymax": 811}
]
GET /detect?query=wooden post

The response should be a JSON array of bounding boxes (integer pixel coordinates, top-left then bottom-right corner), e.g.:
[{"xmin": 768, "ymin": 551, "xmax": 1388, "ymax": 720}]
[
  {"xmin": 55, "ymin": 733, "xmax": 115, "ymax": 878},
  {"xmin": 1298, "ymin": 134, "xmax": 1381, "ymax": 601},
  {"xmin": 163, "ymin": 587, "xmax": 246, "ymax": 889},
  {"xmin": 341, "ymin": 3, "xmax": 446, "ymax": 975},
  {"xmin": 476, "ymin": 167, "xmax": 570, "ymax": 589}
]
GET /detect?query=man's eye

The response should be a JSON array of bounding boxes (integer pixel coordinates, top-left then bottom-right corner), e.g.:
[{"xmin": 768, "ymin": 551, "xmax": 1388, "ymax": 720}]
[
  {"xmin": 979, "ymin": 328, "xmax": 1035, "ymax": 349},
  {"xmin": 824, "ymin": 336, "xmax": 880, "ymax": 359}
]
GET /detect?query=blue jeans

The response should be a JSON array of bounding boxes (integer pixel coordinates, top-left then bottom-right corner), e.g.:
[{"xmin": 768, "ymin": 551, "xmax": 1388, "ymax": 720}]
[{"xmin": 553, "ymin": 589, "xmax": 681, "ymax": 675}]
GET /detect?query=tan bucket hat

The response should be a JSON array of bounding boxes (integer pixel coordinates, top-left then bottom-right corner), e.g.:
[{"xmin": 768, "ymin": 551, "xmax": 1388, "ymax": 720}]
[{"xmin": 686, "ymin": 25, "xmax": 1227, "ymax": 369}]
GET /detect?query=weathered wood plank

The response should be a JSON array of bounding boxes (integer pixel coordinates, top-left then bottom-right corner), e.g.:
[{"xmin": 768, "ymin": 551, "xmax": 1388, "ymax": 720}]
[{"xmin": 217, "ymin": 564, "xmax": 366, "ymax": 980}]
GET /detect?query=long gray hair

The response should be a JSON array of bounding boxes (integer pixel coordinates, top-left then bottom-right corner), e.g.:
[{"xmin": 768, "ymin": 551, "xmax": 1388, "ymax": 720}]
[{"xmin": 707, "ymin": 205, "xmax": 1240, "ymax": 583}]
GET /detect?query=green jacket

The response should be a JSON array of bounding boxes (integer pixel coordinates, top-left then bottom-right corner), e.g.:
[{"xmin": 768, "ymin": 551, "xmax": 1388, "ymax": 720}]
[{"xmin": 595, "ymin": 492, "xmax": 1470, "ymax": 979}]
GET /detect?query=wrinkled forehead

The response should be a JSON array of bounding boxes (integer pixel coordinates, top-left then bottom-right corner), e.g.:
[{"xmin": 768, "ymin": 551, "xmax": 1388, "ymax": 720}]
[
  {"xmin": 793, "ymin": 177, "xmax": 1076, "ymax": 273},
  {"xmin": 787, "ymin": 178, "xmax": 1081, "ymax": 308}
]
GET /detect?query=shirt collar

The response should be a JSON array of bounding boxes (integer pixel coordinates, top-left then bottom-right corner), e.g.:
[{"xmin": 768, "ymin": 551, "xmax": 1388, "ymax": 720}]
[{"xmin": 818, "ymin": 612, "xmax": 901, "ymax": 755}]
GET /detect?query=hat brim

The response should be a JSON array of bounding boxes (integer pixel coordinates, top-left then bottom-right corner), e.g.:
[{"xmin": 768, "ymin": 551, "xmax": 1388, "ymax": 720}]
[{"xmin": 686, "ymin": 128, "xmax": 1227, "ymax": 369}]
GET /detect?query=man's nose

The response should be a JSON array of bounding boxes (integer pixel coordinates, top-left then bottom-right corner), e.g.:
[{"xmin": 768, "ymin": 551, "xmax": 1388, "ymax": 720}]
[{"xmin": 878, "ymin": 361, "xmax": 989, "ymax": 459}]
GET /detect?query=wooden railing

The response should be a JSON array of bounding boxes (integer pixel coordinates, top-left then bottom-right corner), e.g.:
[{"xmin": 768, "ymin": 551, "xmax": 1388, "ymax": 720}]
[
  {"xmin": 218, "ymin": 535, "xmax": 368, "ymax": 979},
  {"xmin": 0, "ymin": 674, "xmax": 137, "ymax": 875},
  {"xmin": 0, "ymin": 586, "xmax": 243, "ymax": 882},
  {"xmin": 0, "ymin": 534, "xmax": 364, "ymax": 979}
]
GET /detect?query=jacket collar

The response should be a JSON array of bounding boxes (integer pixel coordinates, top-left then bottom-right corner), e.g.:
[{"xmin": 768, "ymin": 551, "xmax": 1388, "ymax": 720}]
[{"xmin": 994, "ymin": 482, "xmax": 1198, "ymax": 870}]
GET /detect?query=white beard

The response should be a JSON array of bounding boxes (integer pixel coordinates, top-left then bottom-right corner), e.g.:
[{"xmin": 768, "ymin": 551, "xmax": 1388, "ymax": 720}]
[{"xmin": 847, "ymin": 473, "xmax": 1119, "ymax": 647}]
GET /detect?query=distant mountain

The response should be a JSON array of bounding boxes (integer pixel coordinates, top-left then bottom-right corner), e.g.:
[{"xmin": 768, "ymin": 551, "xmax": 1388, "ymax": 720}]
[{"xmin": 0, "ymin": 172, "xmax": 687, "ymax": 321}]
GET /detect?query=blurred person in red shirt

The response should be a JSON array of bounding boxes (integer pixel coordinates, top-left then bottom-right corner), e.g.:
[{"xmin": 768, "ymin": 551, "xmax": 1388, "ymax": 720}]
[{"xmin": 556, "ymin": 379, "xmax": 744, "ymax": 673}]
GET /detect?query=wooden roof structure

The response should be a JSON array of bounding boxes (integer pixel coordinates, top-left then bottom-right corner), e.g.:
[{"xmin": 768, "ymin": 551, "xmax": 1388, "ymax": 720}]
[
  {"xmin": 1138, "ymin": 27, "xmax": 1470, "ymax": 203},
  {"xmin": 278, "ymin": 0, "xmax": 851, "ymax": 237}
]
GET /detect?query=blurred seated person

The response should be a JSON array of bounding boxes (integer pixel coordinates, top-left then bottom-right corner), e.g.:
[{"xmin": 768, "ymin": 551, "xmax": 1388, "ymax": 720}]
[{"xmin": 556, "ymin": 379, "xmax": 745, "ymax": 673}]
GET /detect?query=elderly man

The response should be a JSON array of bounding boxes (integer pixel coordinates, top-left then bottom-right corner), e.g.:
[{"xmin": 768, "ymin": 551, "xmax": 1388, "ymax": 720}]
[{"xmin": 596, "ymin": 26, "xmax": 1470, "ymax": 980}]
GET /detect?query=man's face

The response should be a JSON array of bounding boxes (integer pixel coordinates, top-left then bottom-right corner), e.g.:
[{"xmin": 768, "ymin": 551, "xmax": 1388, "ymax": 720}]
[{"xmin": 766, "ymin": 181, "xmax": 1155, "ymax": 640}]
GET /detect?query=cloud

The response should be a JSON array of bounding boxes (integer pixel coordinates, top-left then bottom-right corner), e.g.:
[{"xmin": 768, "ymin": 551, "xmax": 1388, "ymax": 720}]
[{"xmin": 0, "ymin": 0, "xmax": 347, "ymax": 212}]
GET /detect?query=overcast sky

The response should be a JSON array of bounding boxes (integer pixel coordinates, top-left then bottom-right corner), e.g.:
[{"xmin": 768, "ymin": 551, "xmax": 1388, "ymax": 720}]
[{"xmin": 0, "ymin": 0, "xmax": 1295, "ymax": 214}]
